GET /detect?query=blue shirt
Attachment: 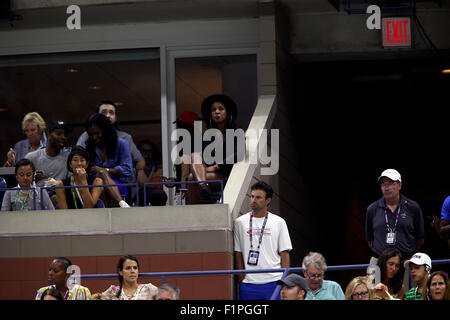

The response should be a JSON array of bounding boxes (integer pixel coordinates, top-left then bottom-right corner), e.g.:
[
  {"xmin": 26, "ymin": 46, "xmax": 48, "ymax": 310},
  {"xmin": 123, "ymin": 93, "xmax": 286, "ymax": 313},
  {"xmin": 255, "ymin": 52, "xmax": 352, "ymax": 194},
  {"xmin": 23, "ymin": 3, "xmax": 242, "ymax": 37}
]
[
  {"xmin": 441, "ymin": 196, "xmax": 450, "ymax": 221},
  {"xmin": 91, "ymin": 138, "xmax": 132, "ymax": 184},
  {"xmin": 305, "ymin": 280, "xmax": 345, "ymax": 300}
]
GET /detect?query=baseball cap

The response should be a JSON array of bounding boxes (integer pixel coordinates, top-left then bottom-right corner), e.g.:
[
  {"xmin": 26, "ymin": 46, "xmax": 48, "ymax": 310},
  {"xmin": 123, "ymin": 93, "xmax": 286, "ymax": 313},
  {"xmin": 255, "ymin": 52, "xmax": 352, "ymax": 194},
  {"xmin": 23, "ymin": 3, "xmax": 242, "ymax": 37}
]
[
  {"xmin": 173, "ymin": 111, "xmax": 200, "ymax": 125},
  {"xmin": 47, "ymin": 120, "xmax": 72, "ymax": 134},
  {"xmin": 405, "ymin": 252, "xmax": 432, "ymax": 271},
  {"xmin": 378, "ymin": 169, "xmax": 401, "ymax": 182},
  {"xmin": 276, "ymin": 273, "xmax": 308, "ymax": 291}
]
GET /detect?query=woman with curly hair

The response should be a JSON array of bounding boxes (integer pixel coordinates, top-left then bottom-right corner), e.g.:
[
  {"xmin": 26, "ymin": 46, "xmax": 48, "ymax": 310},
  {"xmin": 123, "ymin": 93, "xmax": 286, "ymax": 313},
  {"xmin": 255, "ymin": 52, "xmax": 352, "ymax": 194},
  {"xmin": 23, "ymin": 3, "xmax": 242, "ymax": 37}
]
[{"xmin": 85, "ymin": 113, "xmax": 132, "ymax": 208}]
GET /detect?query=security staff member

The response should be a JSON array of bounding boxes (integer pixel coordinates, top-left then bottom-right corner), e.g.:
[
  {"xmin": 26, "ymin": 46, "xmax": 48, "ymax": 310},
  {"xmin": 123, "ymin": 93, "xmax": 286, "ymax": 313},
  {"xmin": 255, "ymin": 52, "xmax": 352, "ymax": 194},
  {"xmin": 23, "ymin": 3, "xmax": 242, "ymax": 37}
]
[{"xmin": 365, "ymin": 169, "xmax": 425, "ymax": 264}]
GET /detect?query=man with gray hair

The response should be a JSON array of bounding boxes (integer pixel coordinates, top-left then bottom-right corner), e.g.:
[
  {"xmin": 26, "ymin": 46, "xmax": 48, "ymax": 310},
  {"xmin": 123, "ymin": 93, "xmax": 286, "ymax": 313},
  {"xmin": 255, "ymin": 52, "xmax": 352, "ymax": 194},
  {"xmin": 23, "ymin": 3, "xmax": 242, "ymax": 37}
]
[
  {"xmin": 155, "ymin": 283, "xmax": 180, "ymax": 300},
  {"xmin": 302, "ymin": 252, "xmax": 345, "ymax": 300},
  {"xmin": 365, "ymin": 169, "xmax": 425, "ymax": 265}
]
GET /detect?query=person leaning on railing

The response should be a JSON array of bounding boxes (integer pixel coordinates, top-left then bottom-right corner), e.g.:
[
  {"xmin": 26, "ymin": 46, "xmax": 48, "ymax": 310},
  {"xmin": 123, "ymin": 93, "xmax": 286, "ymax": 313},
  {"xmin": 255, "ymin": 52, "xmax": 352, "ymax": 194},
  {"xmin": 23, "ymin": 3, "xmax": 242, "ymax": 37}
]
[
  {"xmin": 1, "ymin": 158, "xmax": 54, "ymax": 211},
  {"xmin": 55, "ymin": 146, "xmax": 104, "ymax": 209}
]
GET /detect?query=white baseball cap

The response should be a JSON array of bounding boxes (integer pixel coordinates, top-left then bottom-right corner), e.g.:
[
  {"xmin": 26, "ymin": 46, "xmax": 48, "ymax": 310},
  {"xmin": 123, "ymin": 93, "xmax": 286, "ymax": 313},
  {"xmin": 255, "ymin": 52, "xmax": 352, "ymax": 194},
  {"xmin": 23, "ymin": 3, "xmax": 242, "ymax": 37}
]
[
  {"xmin": 378, "ymin": 169, "xmax": 401, "ymax": 182},
  {"xmin": 406, "ymin": 252, "xmax": 432, "ymax": 271}
]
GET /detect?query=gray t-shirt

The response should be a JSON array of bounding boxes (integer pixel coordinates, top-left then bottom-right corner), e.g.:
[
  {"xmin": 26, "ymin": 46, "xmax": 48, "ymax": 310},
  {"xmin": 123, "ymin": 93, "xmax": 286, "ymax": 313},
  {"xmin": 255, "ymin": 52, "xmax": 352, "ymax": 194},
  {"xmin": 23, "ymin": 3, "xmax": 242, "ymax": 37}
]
[
  {"xmin": 25, "ymin": 148, "xmax": 70, "ymax": 187},
  {"xmin": 1, "ymin": 187, "xmax": 55, "ymax": 211}
]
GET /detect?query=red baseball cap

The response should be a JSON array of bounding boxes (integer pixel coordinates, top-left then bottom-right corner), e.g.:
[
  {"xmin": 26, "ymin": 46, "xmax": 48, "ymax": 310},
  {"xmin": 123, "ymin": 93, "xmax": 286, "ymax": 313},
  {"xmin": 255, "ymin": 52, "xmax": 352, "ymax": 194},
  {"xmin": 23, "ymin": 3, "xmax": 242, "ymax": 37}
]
[{"xmin": 173, "ymin": 111, "xmax": 200, "ymax": 125}]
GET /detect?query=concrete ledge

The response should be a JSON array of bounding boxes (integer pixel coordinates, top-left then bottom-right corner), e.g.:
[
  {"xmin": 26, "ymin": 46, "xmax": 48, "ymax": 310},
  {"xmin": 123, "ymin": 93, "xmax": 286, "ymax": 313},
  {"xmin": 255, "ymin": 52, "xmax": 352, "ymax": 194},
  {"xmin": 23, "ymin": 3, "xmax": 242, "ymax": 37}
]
[
  {"xmin": 0, "ymin": 230, "xmax": 233, "ymax": 258},
  {"xmin": 0, "ymin": 204, "xmax": 230, "ymax": 237}
]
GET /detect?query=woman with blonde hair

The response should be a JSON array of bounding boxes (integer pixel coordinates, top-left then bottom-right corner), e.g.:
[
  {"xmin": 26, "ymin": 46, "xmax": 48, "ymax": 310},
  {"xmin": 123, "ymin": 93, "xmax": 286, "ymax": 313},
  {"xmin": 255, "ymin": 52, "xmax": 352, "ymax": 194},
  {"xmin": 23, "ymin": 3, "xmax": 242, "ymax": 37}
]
[
  {"xmin": 5, "ymin": 112, "xmax": 47, "ymax": 167},
  {"xmin": 345, "ymin": 276, "xmax": 374, "ymax": 300}
]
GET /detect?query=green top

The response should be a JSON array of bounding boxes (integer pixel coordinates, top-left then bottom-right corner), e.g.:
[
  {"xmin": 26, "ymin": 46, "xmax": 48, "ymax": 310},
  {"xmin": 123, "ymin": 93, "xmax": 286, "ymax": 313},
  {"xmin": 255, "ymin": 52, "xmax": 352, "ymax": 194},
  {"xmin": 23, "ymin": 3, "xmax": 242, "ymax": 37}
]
[{"xmin": 404, "ymin": 285, "xmax": 422, "ymax": 300}]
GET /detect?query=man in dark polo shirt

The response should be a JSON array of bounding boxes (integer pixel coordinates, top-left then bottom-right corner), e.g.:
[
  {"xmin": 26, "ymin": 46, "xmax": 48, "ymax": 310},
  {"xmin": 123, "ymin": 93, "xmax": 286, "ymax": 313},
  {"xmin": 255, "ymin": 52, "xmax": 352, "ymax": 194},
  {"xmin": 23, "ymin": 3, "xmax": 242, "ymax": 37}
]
[{"xmin": 365, "ymin": 169, "xmax": 425, "ymax": 265}]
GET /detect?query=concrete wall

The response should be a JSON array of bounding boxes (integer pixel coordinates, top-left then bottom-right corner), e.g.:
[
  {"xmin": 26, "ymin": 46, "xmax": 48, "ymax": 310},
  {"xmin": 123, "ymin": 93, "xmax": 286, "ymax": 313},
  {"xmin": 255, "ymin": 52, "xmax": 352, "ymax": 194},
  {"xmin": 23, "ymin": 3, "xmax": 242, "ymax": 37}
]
[{"xmin": 0, "ymin": 205, "xmax": 234, "ymax": 299}]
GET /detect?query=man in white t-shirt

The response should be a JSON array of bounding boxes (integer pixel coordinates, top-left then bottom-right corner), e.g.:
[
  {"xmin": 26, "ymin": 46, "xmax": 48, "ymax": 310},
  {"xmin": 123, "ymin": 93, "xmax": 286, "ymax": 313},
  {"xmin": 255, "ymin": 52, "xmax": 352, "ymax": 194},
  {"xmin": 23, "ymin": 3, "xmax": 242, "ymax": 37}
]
[{"xmin": 234, "ymin": 181, "xmax": 292, "ymax": 300}]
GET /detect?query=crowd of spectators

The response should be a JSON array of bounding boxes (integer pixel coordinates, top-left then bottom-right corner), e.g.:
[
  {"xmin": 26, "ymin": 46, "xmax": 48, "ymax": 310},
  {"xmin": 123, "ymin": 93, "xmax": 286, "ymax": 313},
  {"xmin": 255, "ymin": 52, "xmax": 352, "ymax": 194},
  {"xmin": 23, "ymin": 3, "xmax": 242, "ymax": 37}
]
[{"xmin": 1, "ymin": 97, "xmax": 449, "ymax": 301}]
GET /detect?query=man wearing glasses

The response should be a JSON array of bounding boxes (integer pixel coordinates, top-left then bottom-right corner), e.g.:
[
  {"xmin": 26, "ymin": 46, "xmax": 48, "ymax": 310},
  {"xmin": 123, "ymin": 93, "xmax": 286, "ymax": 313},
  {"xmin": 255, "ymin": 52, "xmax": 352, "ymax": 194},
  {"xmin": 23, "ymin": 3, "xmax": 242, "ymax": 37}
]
[
  {"xmin": 302, "ymin": 252, "xmax": 345, "ymax": 300},
  {"xmin": 365, "ymin": 169, "xmax": 425, "ymax": 265}
]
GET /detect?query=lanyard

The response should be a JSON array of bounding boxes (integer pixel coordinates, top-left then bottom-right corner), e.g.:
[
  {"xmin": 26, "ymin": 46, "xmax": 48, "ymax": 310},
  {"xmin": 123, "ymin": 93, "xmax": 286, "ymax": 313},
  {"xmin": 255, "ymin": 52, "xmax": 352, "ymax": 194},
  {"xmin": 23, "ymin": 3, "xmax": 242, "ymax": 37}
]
[
  {"xmin": 70, "ymin": 176, "xmax": 85, "ymax": 209},
  {"xmin": 13, "ymin": 189, "xmax": 31, "ymax": 211},
  {"xmin": 249, "ymin": 213, "xmax": 268, "ymax": 250},
  {"xmin": 384, "ymin": 205, "xmax": 400, "ymax": 233}
]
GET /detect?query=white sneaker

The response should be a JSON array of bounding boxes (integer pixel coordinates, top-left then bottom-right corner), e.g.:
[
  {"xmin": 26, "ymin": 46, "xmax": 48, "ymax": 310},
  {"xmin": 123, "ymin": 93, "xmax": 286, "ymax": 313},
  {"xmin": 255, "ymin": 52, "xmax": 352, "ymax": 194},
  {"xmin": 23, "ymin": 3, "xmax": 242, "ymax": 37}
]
[{"xmin": 119, "ymin": 200, "xmax": 130, "ymax": 208}]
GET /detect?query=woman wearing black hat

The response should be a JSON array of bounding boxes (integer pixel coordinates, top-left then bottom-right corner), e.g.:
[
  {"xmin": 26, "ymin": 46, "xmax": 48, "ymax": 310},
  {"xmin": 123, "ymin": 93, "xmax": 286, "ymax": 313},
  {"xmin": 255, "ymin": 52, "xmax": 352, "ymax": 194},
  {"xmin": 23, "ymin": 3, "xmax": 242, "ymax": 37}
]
[{"xmin": 187, "ymin": 94, "xmax": 240, "ymax": 203}]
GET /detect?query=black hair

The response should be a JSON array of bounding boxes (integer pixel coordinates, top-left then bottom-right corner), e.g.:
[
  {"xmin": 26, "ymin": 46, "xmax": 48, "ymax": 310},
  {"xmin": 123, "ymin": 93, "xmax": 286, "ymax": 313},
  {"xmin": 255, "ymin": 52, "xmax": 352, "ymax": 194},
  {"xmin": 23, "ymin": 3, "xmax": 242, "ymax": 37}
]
[
  {"xmin": 54, "ymin": 257, "xmax": 72, "ymax": 272},
  {"xmin": 250, "ymin": 181, "xmax": 274, "ymax": 199},
  {"xmin": 67, "ymin": 145, "xmax": 91, "ymax": 173},
  {"xmin": 95, "ymin": 100, "xmax": 117, "ymax": 115},
  {"xmin": 40, "ymin": 288, "xmax": 63, "ymax": 300},
  {"xmin": 85, "ymin": 113, "xmax": 118, "ymax": 160},
  {"xmin": 14, "ymin": 158, "xmax": 35, "ymax": 175},
  {"xmin": 377, "ymin": 248, "xmax": 405, "ymax": 295},
  {"xmin": 116, "ymin": 255, "xmax": 140, "ymax": 298},
  {"xmin": 201, "ymin": 95, "xmax": 237, "ymax": 130},
  {"xmin": 137, "ymin": 140, "xmax": 159, "ymax": 161}
]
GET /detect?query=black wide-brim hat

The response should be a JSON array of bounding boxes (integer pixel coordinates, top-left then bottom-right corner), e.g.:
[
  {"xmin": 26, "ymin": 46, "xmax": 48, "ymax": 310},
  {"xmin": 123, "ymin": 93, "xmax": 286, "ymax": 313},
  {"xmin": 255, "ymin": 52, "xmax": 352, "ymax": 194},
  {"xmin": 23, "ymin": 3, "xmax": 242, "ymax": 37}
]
[{"xmin": 201, "ymin": 94, "xmax": 237, "ymax": 120}]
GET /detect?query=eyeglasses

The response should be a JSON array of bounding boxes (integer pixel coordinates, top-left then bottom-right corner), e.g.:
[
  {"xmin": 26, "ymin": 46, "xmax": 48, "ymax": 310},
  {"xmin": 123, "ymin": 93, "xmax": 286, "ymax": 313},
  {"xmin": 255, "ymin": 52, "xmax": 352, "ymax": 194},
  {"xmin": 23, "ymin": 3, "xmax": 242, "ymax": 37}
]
[
  {"xmin": 306, "ymin": 271, "xmax": 324, "ymax": 279},
  {"xmin": 352, "ymin": 291, "xmax": 369, "ymax": 299},
  {"xmin": 380, "ymin": 182, "xmax": 397, "ymax": 188}
]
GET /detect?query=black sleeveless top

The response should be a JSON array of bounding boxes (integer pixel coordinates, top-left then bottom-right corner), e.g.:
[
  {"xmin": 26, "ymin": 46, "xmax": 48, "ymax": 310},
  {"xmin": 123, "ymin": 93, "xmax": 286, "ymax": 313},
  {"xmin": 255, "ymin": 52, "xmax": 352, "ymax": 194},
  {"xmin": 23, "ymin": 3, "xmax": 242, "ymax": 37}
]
[{"xmin": 61, "ymin": 175, "xmax": 95, "ymax": 209}]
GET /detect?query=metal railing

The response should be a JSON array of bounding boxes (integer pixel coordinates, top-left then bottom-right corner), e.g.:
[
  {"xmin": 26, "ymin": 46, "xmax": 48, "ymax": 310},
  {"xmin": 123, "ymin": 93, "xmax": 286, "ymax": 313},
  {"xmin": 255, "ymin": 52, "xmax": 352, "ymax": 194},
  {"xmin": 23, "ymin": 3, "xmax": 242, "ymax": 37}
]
[
  {"xmin": 143, "ymin": 179, "xmax": 224, "ymax": 206},
  {"xmin": 77, "ymin": 259, "xmax": 450, "ymax": 300},
  {"xmin": 1, "ymin": 179, "xmax": 224, "ymax": 209}
]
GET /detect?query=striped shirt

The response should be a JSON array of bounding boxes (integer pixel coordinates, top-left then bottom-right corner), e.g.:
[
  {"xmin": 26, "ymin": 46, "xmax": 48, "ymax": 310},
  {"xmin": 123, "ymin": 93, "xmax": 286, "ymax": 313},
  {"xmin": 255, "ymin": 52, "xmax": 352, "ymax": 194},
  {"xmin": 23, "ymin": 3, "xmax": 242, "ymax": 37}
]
[
  {"xmin": 404, "ymin": 286, "xmax": 422, "ymax": 300},
  {"xmin": 35, "ymin": 284, "xmax": 91, "ymax": 300}
]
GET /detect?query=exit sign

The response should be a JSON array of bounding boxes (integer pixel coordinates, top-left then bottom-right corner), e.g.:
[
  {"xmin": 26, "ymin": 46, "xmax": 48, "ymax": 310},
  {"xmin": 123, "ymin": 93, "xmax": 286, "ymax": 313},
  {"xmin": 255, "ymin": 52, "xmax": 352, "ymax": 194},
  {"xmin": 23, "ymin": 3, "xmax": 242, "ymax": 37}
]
[{"xmin": 382, "ymin": 17, "xmax": 412, "ymax": 48}]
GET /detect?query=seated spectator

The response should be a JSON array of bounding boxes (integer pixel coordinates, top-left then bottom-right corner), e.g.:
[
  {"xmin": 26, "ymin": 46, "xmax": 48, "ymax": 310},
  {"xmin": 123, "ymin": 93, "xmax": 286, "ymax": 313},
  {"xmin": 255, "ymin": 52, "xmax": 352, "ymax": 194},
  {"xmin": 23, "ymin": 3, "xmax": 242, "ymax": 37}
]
[
  {"xmin": 77, "ymin": 100, "xmax": 147, "ymax": 201},
  {"xmin": 345, "ymin": 276, "xmax": 373, "ymax": 300},
  {"xmin": 187, "ymin": 94, "xmax": 243, "ymax": 204},
  {"xmin": 373, "ymin": 248, "xmax": 405, "ymax": 300},
  {"xmin": 1, "ymin": 158, "xmax": 54, "ymax": 211},
  {"xmin": 155, "ymin": 283, "xmax": 181, "ymax": 300},
  {"xmin": 5, "ymin": 112, "xmax": 47, "ymax": 168},
  {"xmin": 55, "ymin": 146, "xmax": 104, "ymax": 209},
  {"xmin": 302, "ymin": 252, "xmax": 345, "ymax": 300},
  {"xmin": 277, "ymin": 273, "xmax": 308, "ymax": 300},
  {"xmin": 404, "ymin": 252, "xmax": 432, "ymax": 300},
  {"xmin": 85, "ymin": 113, "xmax": 132, "ymax": 208},
  {"xmin": 135, "ymin": 140, "xmax": 168, "ymax": 206},
  {"xmin": 422, "ymin": 271, "xmax": 450, "ymax": 300},
  {"xmin": 102, "ymin": 255, "xmax": 157, "ymax": 300},
  {"xmin": 40, "ymin": 288, "xmax": 63, "ymax": 300},
  {"xmin": 173, "ymin": 111, "xmax": 200, "ymax": 188},
  {"xmin": 35, "ymin": 257, "xmax": 91, "ymax": 300},
  {"xmin": 24, "ymin": 120, "xmax": 71, "ymax": 188}
]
